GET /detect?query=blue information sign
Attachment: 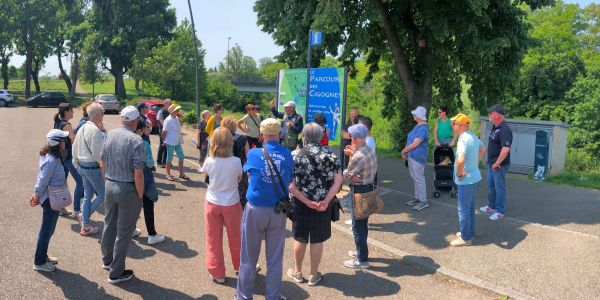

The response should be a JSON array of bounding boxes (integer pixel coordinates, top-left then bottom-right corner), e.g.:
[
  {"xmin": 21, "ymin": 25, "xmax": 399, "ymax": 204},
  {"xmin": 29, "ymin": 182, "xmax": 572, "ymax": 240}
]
[{"xmin": 310, "ymin": 31, "xmax": 322, "ymax": 46}]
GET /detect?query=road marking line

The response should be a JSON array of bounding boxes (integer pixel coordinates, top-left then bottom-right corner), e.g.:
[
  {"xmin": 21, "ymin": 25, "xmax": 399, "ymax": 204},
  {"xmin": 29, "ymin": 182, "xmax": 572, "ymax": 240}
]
[{"xmin": 379, "ymin": 187, "xmax": 600, "ymax": 240}]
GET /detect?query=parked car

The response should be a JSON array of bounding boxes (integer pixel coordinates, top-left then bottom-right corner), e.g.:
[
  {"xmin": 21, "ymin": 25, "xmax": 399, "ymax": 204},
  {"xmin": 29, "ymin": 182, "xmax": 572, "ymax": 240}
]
[
  {"xmin": 92, "ymin": 94, "xmax": 120, "ymax": 113},
  {"xmin": 26, "ymin": 92, "xmax": 68, "ymax": 107},
  {"xmin": 139, "ymin": 100, "xmax": 164, "ymax": 134},
  {"xmin": 0, "ymin": 89, "xmax": 14, "ymax": 107}
]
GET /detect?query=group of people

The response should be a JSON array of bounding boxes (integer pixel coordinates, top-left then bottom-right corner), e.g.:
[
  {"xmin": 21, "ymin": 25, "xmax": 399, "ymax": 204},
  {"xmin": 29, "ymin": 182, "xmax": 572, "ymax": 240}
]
[{"xmin": 30, "ymin": 96, "xmax": 512, "ymax": 298}]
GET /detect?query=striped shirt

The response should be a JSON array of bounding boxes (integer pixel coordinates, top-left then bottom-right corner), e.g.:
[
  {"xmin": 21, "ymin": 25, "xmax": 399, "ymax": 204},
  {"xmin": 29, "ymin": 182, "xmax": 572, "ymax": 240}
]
[
  {"xmin": 101, "ymin": 126, "xmax": 146, "ymax": 182},
  {"xmin": 343, "ymin": 144, "xmax": 378, "ymax": 185}
]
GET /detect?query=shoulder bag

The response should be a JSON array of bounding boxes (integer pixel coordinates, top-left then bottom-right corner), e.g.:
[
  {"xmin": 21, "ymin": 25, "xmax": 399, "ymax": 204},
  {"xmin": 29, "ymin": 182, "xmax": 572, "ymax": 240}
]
[
  {"xmin": 353, "ymin": 188, "xmax": 383, "ymax": 220},
  {"xmin": 48, "ymin": 160, "xmax": 72, "ymax": 211},
  {"xmin": 262, "ymin": 148, "xmax": 296, "ymax": 221}
]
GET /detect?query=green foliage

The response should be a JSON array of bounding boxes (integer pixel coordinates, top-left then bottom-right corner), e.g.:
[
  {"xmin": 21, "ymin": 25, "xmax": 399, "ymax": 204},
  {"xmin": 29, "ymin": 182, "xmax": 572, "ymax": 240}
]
[
  {"xmin": 143, "ymin": 20, "xmax": 207, "ymax": 103},
  {"xmin": 218, "ymin": 44, "xmax": 259, "ymax": 79},
  {"xmin": 182, "ymin": 110, "xmax": 197, "ymax": 125},
  {"xmin": 204, "ymin": 77, "xmax": 240, "ymax": 110}
]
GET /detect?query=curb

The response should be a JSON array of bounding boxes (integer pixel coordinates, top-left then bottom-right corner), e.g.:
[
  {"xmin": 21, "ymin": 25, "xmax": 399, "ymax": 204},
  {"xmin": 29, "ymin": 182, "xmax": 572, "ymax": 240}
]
[{"xmin": 331, "ymin": 222, "xmax": 536, "ymax": 300}]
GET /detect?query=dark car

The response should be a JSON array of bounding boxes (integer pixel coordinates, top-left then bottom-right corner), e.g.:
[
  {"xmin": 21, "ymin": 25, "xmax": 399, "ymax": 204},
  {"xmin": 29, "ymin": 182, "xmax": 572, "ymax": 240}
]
[{"xmin": 26, "ymin": 92, "xmax": 68, "ymax": 107}]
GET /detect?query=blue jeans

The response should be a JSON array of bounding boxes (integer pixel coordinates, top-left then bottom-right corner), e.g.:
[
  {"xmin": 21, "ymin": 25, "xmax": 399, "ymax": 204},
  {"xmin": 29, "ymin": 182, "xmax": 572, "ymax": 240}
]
[
  {"xmin": 34, "ymin": 200, "xmax": 59, "ymax": 265},
  {"xmin": 64, "ymin": 158, "xmax": 84, "ymax": 212},
  {"xmin": 457, "ymin": 183, "xmax": 477, "ymax": 241},
  {"xmin": 78, "ymin": 161, "xmax": 105, "ymax": 226},
  {"xmin": 352, "ymin": 184, "xmax": 374, "ymax": 262},
  {"xmin": 486, "ymin": 165, "xmax": 509, "ymax": 214}
]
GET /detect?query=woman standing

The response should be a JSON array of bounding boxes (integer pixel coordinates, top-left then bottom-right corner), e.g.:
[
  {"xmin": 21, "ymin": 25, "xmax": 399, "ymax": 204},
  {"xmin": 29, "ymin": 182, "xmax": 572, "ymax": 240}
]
[
  {"xmin": 287, "ymin": 123, "xmax": 343, "ymax": 286},
  {"xmin": 221, "ymin": 116, "xmax": 249, "ymax": 208},
  {"xmin": 30, "ymin": 129, "xmax": 70, "ymax": 272},
  {"xmin": 53, "ymin": 103, "xmax": 84, "ymax": 218},
  {"xmin": 401, "ymin": 106, "xmax": 430, "ymax": 211},
  {"xmin": 434, "ymin": 105, "xmax": 456, "ymax": 148},
  {"xmin": 196, "ymin": 110, "xmax": 211, "ymax": 171},
  {"xmin": 202, "ymin": 127, "xmax": 243, "ymax": 283},
  {"xmin": 205, "ymin": 103, "xmax": 225, "ymax": 138}
]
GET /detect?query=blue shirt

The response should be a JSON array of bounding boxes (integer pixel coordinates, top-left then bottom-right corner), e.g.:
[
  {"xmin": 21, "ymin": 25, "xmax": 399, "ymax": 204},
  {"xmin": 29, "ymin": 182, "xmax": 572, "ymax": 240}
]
[
  {"xmin": 454, "ymin": 131, "xmax": 484, "ymax": 185},
  {"xmin": 406, "ymin": 124, "xmax": 429, "ymax": 164},
  {"xmin": 34, "ymin": 154, "xmax": 66, "ymax": 204},
  {"xmin": 244, "ymin": 141, "xmax": 294, "ymax": 207}
]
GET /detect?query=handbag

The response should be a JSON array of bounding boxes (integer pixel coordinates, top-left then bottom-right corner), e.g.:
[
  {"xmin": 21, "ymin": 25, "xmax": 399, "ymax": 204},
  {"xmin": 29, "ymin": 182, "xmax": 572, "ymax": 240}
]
[
  {"xmin": 353, "ymin": 188, "xmax": 383, "ymax": 220},
  {"xmin": 262, "ymin": 148, "xmax": 296, "ymax": 221},
  {"xmin": 48, "ymin": 183, "xmax": 72, "ymax": 211},
  {"xmin": 330, "ymin": 197, "xmax": 344, "ymax": 222}
]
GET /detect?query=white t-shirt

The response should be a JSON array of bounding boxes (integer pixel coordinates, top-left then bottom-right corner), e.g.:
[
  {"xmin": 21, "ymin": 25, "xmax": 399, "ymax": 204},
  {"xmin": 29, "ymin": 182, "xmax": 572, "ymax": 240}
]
[
  {"xmin": 203, "ymin": 156, "xmax": 243, "ymax": 206},
  {"xmin": 163, "ymin": 115, "xmax": 181, "ymax": 146},
  {"xmin": 366, "ymin": 136, "xmax": 376, "ymax": 150}
]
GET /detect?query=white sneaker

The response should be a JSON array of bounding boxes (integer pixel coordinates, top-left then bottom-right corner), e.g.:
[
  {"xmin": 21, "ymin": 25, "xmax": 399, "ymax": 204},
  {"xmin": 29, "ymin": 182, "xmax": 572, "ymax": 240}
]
[
  {"xmin": 33, "ymin": 262, "xmax": 57, "ymax": 272},
  {"xmin": 344, "ymin": 219, "xmax": 352, "ymax": 225},
  {"xmin": 479, "ymin": 206, "xmax": 496, "ymax": 214},
  {"xmin": 133, "ymin": 228, "xmax": 142, "ymax": 238},
  {"xmin": 148, "ymin": 235, "xmax": 165, "ymax": 245},
  {"xmin": 489, "ymin": 212, "xmax": 505, "ymax": 221},
  {"xmin": 343, "ymin": 259, "xmax": 369, "ymax": 269},
  {"xmin": 347, "ymin": 250, "xmax": 357, "ymax": 259}
]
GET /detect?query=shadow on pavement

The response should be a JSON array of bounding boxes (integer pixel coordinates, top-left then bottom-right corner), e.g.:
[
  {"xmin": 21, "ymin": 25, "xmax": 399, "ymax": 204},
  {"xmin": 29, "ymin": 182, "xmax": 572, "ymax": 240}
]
[
  {"xmin": 118, "ymin": 277, "xmax": 212, "ymax": 299},
  {"xmin": 368, "ymin": 256, "xmax": 436, "ymax": 278},
  {"xmin": 249, "ymin": 273, "xmax": 311, "ymax": 299},
  {"xmin": 136, "ymin": 236, "xmax": 199, "ymax": 259},
  {"xmin": 320, "ymin": 270, "xmax": 400, "ymax": 298},
  {"xmin": 128, "ymin": 240, "xmax": 157, "ymax": 260},
  {"xmin": 41, "ymin": 270, "xmax": 120, "ymax": 300}
]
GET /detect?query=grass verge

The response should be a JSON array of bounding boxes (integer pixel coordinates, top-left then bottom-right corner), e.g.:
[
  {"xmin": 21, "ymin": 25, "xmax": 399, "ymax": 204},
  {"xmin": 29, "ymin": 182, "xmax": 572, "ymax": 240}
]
[{"xmin": 545, "ymin": 171, "xmax": 600, "ymax": 190}]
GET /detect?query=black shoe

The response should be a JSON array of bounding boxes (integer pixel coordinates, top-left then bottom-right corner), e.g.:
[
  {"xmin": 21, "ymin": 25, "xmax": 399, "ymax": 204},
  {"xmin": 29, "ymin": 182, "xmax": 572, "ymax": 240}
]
[{"xmin": 108, "ymin": 270, "xmax": 134, "ymax": 284}]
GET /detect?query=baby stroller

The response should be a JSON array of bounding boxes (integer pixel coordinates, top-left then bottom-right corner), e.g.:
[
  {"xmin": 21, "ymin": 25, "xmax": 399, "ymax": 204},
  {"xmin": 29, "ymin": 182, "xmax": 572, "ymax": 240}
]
[{"xmin": 433, "ymin": 145, "xmax": 457, "ymax": 199}]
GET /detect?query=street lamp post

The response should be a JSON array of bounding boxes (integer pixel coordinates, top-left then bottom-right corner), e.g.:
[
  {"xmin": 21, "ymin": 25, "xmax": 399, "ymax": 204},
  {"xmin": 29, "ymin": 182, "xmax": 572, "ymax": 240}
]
[
  {"xmin": 227, "ymin": 37, "xmax": 231, "ymax": 79},
  {"xmin": 186, "ymin": 0, "xmax": 201, "ymax": 124}
]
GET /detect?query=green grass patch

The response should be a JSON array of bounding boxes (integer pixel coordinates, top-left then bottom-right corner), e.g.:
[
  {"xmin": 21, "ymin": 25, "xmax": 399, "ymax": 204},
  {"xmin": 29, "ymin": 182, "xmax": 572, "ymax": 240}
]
[
  {"xmin": 7, "ymin": 80, "xmax": 70, "ymax": 92},
  {"xmin": 545, "ymin": 171, "xmax": 600, "ymax": 190},
  {"xmin": 79, "ymin": 79, "xmax": 140, "ymax": 99}
]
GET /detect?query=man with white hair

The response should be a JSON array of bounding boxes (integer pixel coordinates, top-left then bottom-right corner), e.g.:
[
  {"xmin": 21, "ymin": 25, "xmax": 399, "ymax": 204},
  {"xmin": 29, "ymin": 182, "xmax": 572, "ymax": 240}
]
[
  {"xmin": 73, "ymin": 103, "xmax": 106, "ymax": 236},
  {"xmin": 100, "ymin": 106, "xmax": 146, "ymax": 284},
  {"xmin": 236, "ymin": 118, "xmax": 294, "ymax": 300},
  {"xmin": 156, "ymin": 98, "xmax": 172, "ymax": 167},
  {"xmin": 270, "ymin": 100, "xmax": 304, "ymax": 151}
]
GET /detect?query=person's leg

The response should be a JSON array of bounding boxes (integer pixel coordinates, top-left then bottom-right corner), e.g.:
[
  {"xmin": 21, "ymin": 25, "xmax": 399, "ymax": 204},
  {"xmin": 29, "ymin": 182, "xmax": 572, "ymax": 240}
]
[
  {"xmin": 493, "ymin": 165, "xmax": 508, "ymax": 214},
  {"xmin": 236, "ymin": 204, "xmax": 268, "ymax": 300},
  {"xmin": 457, "ymin": 185, "xmax": 469, "ymax": 240},
  {"xmin": 264, "ymin": 210, "xmax": 286, "ymax": 300},
  {"xmin": 309, "ymin": 242, "xmax": 323, "ymax": 277},
  {"xmin": 34, "ymin": 200, "xmax": 59, "ymax": 265},
  {"xmin": 175, "ymin": 144, "xmax": 185, "ymax": 176},
  {"xmin": 223, "ymin": 202, "xmax": 243, "ymax": 273},
  {"xmin": 165, "ymin": 145, "xmax": 175, "ymax": 176},
  {"xmin": 82, "ymin": 167, "xmax": 105, "ymax": 226},
  {"xmin": 108, "ymin": 183, "xmax": 142, "ymax": 279},
  {"xmin": 353, "ymin": 217, "xmax": 369, "ymax": 262},
  {"xmin": 88, "ymin": 168, "xmax": 106, "ymax": 216},
  {"xmin": 142, "ymin": 196, "xmax": 157, "ymax": 236},
  {"xmin": 65, "ymin": 159, "xmax": 84, "ymax": 213},
  {"xmin": 204, "ymin": 201, "xmax": 226, "ymax": 279},
  {"xmin": 101, "ymin": 181, "xmax": 118, "ymax": 267},
  {"xmin": 157, "ymin": 134, "xmax": 165, "ymax": 165},
  {"xmin": 408, "ymin": 157, "xmax": 419, "ymax": 200},
  {"xmin": 486, "ymin": 165, "xmax": 497, "ymax": 210},
  {"xmin": 469, "ymin": 184, "xmax": 477, "ymax": 238},
  {"xmin": 293, "ymin": 241, "xmax": 307, "ymax": 274},
  {"xmin": 80, "ymin": 169, "xmax": 94, "ymax": 226},
  {"xmin": 413, "ymin": 161, "xmax": 427, "ymax": 203}
]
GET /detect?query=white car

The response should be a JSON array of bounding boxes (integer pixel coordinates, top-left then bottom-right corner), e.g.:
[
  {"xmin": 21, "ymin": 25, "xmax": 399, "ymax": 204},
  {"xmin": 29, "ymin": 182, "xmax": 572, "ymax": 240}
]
[
  {"xmin": 92, "ymin": 94, "xmax": 120, "ymax": 113},
  {"xmin": 0, "ymin": 89, "xmax": 14, "ymax": 107}
]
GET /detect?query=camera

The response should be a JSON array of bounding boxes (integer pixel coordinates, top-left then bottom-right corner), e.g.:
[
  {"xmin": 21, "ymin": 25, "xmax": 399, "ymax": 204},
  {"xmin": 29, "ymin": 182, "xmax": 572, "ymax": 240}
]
[{"xmin": 274, "ymin": 198, "xmax": 295, "ymax": 214}]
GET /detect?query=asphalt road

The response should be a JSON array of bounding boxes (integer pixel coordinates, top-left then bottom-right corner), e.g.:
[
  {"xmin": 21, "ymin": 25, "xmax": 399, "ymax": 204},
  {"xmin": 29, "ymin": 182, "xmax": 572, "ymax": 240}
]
[{"xmin": 0, "ymin": 105, "xmax": 495, "ymax": 299}]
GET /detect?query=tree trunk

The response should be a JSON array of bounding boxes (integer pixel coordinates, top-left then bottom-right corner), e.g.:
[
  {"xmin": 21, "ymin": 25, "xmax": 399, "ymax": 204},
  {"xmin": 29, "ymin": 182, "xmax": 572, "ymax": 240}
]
[
  {"xmin": 0, "ymin": 53, "xmax": 9, "ymax": 90},
  {"xmin": 32, "ymin": 57, "xmax": 41, "ymax": 93},
  {"xmin": 70, "ymin": 52, "xmax": 80, "ymax": 98},
  {"xmin": 24, "ymin": 37, "xmax": 32, "ymax": 98},
  {"xmin": 109, "ymin": 60, "xmax": 126, "ymax": 99},
  {"xmin": 370, "ymin": 0, "xmax": 433, "ymax": 110},
  {"xmin": 135, "ymin": 78, "xmax": 140, "ymax": 90},
  {"xmin": 57, "ymin": 47, "xmax": 73, "ymax": 93}
]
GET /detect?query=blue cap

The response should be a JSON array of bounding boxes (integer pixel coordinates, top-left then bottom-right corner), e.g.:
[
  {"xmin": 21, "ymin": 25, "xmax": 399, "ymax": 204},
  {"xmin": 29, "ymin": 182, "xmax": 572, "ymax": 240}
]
[{"xmin": 348, "ymin": 123, "xmax": 368, "ymax": 139}]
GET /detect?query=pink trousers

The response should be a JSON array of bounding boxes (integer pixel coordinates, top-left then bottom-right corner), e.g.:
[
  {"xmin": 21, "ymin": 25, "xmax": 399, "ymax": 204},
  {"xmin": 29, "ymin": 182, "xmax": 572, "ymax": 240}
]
[{"xmin": 204, "ymin": 201, "xmax": 242, "ymax": 279}]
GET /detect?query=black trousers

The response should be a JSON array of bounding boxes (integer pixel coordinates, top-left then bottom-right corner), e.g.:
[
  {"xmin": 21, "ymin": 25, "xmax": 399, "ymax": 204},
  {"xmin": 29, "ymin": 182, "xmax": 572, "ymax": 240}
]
[
  {"xmin": 142, "ymin": 195, "xmax": 157, "ymax": 236},
  {"xmin": 157, "ymin": 129, "xmax": 167, "ymax": 165}
]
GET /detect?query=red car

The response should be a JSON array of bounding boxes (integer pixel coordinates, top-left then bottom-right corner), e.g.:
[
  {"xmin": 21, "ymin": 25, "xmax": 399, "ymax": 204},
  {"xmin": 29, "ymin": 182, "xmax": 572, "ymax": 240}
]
[{"xmin": 139, "ymin": 100, "xmax": 165, "ymax": 133}]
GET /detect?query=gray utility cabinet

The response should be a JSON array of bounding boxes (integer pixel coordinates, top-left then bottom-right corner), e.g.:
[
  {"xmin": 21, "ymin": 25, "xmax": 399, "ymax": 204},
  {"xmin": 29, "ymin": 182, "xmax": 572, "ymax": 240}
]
[{"xmin": 479, "ymin": 117, "xmax": 570, "ymax": 176}]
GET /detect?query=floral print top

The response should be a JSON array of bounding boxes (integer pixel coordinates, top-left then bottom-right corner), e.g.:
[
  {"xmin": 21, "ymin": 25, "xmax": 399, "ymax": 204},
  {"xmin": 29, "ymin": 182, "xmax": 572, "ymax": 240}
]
[{"xmin": 292, "ymin": 143, "xmax": 342, "ymax": 201}]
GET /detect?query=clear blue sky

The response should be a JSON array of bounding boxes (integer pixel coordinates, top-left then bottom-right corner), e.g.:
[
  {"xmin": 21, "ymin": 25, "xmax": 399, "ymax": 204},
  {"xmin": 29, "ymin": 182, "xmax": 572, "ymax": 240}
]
[{"xmin": 9, "ymin": 0, "xmax": 597, "ymax": 76}]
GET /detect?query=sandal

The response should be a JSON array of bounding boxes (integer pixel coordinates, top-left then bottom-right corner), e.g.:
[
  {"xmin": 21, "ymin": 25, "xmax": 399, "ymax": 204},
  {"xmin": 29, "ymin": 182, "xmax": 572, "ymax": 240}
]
[
  {"xmin": 179, "ymin": 174, "xmax": 190, "ymax": 180},
  {"xmin": 166, "ymin": 175, "xmax": 176, "ymax": 181},
  {"xmin": 80, "ymin": 225, "xmax": 99, "ymax": 236}
]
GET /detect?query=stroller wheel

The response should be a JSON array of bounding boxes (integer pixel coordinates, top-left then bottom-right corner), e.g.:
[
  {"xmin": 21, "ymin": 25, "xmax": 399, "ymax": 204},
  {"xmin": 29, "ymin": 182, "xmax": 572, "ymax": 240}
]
[{"xmin": 433, "ymin": 191, "xmax": 441, "ymax": 199}]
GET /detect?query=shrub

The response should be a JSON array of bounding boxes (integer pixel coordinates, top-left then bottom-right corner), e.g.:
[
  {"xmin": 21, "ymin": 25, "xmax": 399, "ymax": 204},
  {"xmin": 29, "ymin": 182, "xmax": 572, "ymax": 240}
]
[{"xmin": 182, "ymin": 109, "xmax": 197, "ymax": 125}]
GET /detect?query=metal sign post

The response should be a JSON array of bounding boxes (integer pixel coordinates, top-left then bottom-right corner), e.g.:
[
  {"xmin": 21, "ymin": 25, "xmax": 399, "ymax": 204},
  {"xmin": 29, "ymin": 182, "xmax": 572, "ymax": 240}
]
[{"xmin": 306, "ymin": 30, "xmax": 322, "ymax": 120}]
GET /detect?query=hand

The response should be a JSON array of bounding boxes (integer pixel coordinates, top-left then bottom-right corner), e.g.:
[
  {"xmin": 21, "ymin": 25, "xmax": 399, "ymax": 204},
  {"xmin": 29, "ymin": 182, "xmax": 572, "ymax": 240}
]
[
  {"xmin": 402, "ymin": 154, "xmax": 407, "ymax": 160},
  {"xmin": 492, "ymin": 163, "xmax": 501, "ymax": 171},
  {"xmin": 307, "ymin": 201, "xmax": 320, "ymax": 210},
  {"xmin": 286, "ymin": 121, "xmax": 293, "ymax": 128},
  {"xmin": 435, "ymin": 141, "xmax": 441, "ymax": 147},
  {"xmin": 317, "ymin": 201, "xmax": 329, "ymax": 212},
  {"xmin": 270, "ymin": 99, "xmax": 275, "ymax": 107},
  {"xmin": 351, "ymin": 175, "xmax": 362, "ymax": 184},
  {"xmin": 343, "ymin": 145, "xmax": 354, "ymax": 157},
  {"xmin": 30, "ymin": 193, "xmax": 39, "ymax": 207},
  {"xmin": 400, "ymin": 148, "xmax": 408, "ymax": 156},
  {"xmin": 457, "ymin": 171, "xmax": 468, "ymax": 179}
]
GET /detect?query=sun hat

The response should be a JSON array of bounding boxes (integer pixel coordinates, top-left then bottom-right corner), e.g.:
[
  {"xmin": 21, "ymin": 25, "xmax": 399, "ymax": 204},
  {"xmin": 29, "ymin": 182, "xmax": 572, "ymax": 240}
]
[
  {"xmin": 120, "ymin": 106, "xmax": 140, "ymax": 121},
  {"xmin": 411, "ymin": 106, "xmax": 427, "ymax": 121},
  {"xmin": 168, "ymin": 104, "xmax": 182, "ymax": 114},
  {"xmin": 260, "ymin": 118, "xmax": 281, "ymax": 135}
]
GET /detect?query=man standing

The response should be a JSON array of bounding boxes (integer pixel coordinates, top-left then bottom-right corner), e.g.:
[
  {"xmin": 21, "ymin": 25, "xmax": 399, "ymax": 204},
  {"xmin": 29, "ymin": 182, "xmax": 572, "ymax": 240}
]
[
  {"xmin": 237, "ymin": 103, "xmax": 262, "ymax": 148},
  {"xmin": 162, "ymin": 104, "xmax": 189, "ymax": 181},
  {"xmin": 480, "ymin": 104, "xmax": 512, "ymax": 221},
  {"xmin": 341, "ymin": 107, "xmax": 360, "ymax": 167},
  {"xmin": 270, "ymin": 100, "xmax": 304, "ymax": 151},
  {"xmin": 450, "ymin": 114, "xmax": 486, "ymax": 246},
  {"xmin": 100, "ymin": 106, "xmax": 145, "ymax": 283},
  {"xmin": 343, "ymin": 123, "xmax": 378, "ymax": 269},
  {"xmin": 156, "ymin": 98, "xmax": 172, "ymax": 167},
  {"xmin": 236, "ymin": 118, "xmax": 294, "ymax": 300}
]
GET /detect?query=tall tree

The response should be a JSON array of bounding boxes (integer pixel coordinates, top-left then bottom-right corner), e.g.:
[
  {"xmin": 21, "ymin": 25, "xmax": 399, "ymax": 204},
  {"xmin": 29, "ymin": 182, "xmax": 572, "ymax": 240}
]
[
  {"xmin": 0, "ymin": 1, "xmax": 15, "ymax": 89},
  {"xmin": 218, "ymin": 44, "xmax": 259, "ymax": 80},
  {"xmin": 53, "ymin": 0, "xmax": 87, "ymax": 97},
  {"xmin": 255, "ymin": 0, "xmax": 553, "ymax": 114},
  {"xmin": 89, "ymin": 0, "xmax": 176, "ymax": 99}
]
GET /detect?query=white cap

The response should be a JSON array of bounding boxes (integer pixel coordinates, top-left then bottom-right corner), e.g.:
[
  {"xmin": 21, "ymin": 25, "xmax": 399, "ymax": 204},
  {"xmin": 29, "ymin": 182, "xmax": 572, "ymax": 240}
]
[
  {"xmin": 47, "ymin": 129, "xmax": 69, "ymax": 146},
  {"xmin": 120, "ymin": 106, "xmax": 140, "ymax": 121},
  {"xmin": 284, "ymin": 101, "xmax": 296, "ymax": 108},
  {"xmin": 411, "ymin": 106, "xmax": 427, "ymax": 121}
]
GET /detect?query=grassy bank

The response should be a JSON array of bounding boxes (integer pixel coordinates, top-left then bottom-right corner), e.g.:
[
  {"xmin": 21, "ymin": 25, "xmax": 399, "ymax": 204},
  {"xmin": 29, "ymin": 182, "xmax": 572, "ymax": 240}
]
[{"xmin": 546, "ymin": 171, "xmax": 600, "ymax": 190}]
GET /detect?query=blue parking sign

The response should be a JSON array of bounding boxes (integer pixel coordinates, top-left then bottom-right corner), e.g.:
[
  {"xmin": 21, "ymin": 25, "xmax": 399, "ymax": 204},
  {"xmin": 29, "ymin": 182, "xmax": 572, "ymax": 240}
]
[{"xmin": 310, "ymin": 31, "xmax": 322, "ymax": 46}]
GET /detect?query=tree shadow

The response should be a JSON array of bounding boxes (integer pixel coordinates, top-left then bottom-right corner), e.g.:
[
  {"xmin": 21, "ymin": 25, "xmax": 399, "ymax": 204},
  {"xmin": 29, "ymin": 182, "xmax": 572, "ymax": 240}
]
[
  {"xmin": 135, "ymin": 236, "xmax": 199, "ymax": 259},
  {"xmin": 117, "ymin": 277, "xmax": 216, "ymax": 300},
  {"xmin": 319, "ymin": 270, "xmax": 401, "ymax": 298},
  {"xmin": 154, "ymin": 179, "xmax": 187, "ymax": 192},
  {"xmin": 40, "ymin": 269, "xmax": 120, "ymax": 300}
]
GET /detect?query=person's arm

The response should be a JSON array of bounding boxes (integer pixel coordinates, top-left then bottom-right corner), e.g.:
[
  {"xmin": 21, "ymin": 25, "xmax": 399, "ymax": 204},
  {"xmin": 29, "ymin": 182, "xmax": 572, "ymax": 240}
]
[
  {"xmin": 493, "ymin": 128, "xmax": 512, "ymax": 170},
  {"xmin": 493, "ymin": 147, "xmax": 510, "ymax": 170},
  {"xmin": 270, "ymin": 104, "xmax": 284, "ymax": 119},
  {"xmin": 319, "ymin": 173, "xmax": 343, "ymax": 211},
  {"xmin": 72, "ymin": 133, "xmax": 80, "ymax": 167},
  {"xmin": 90, "ymin": 129, "xmax": 104, "ymax": 163},
  {"xmin": 206, "ymin": 116, "xmax": 215, "ymax": 137},
  {"xmin": 292, "ymin": 115, "xmax": 304, "ymax": 133},
  {"xmin": 237, "ymin": 117, "xmax": 248, "ymax": 133},
  {"xmin": 64, "ymin": 123, "xmax": 75, "ymax": 143},
  {"xmin": 343, "ymin": 153, "xmax": 364, "ymax": 182},
  {"xmin": 134, "ymin": 168, "xmax": 144, "ymax": 200},
  {"xmin": 478, "ymin": 142, "xmax": 487, "ymax": 162},
  {"xmin": 289, "ymin": 180, "xmax": 319, "ymax": 209},
  {"xmin": 434, "ymin": 121, "xmax": 440, "ymax": 146},
  {"xmin": 161, "ymin": 118, "xmax": 169, "ymax": 140},
  {"xmin": 455, "ymin": 153, "xmax": 466, "ymax": 179},
  {"xmin": 33, "ymin": 158, "xmax": 57, "ymax": 200},
  {"xmin": 401, "ymin": 138, "xmax": 423, "ymax": 156}
]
